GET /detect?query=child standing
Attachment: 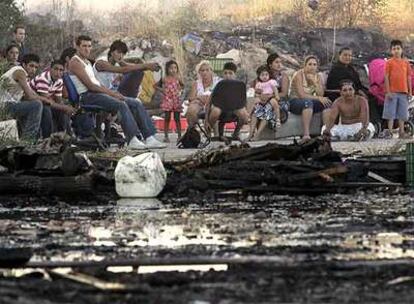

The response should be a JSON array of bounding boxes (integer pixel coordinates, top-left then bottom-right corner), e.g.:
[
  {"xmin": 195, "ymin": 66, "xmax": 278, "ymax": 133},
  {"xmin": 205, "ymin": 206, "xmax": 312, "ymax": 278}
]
[
  {"xmin": 159, "ymin": 60, "xmax": 184, "ymax": 143},
  {"xmin": 382, "ymin": 40, "xmax": 412, "ymax": 139},
  {"xmin": 248, "ymin": 65, "xmax": 280, "ymax": 141}
]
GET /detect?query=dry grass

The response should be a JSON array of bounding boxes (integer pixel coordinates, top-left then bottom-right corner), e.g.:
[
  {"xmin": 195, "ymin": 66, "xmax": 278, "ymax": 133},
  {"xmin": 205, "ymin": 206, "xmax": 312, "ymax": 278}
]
[
  {"xmin": 74, "ymin": 1, "xmax": 414, "ymax": 44},
  {"xmin": 167, "ymin": 34, "xmax": 188, "ymax": 81}
]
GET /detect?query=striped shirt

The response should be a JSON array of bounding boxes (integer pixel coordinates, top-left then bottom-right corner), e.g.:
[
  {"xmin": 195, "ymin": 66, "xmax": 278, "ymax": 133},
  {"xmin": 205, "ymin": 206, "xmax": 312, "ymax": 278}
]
[{"xmin": 30, "ymin": 70, "xmax": 63, "ymax": 97}]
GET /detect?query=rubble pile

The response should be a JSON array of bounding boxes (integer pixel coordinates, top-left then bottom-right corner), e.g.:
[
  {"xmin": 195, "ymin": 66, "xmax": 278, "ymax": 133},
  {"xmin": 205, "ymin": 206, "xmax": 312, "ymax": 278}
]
[
  {"xmin": 162, "ymin": 138, "xmax": 402, "ymax": 198},
  {"xmin": 114, "ymin": 26, "xmax": 390, "ymax": 84}
]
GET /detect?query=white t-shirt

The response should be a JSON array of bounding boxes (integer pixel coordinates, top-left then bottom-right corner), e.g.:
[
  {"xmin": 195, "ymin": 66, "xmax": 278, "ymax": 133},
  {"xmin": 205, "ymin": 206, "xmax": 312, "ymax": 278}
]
[
  {"xmin": 93, "ymin": 57, "xmax": 121, "ymax": 91},
  {"xmin": 0, "ymin": 66, "xmax": 27, "ymax": 103},
  {"xmin": 69, "ymin": 55, "xmax": 101, "ymax": 95}
]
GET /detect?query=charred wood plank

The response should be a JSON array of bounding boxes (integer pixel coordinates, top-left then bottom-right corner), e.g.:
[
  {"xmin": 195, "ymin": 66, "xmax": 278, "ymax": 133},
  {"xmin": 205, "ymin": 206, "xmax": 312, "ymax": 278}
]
[
  {"xmin": 283, "ymin": 165, "xmax": 348, "ymax": 185},
  {"xmin": 0, "ymin": 173, "xmax": 94, "ymax": 195},
  {"xmin": 244, "ymin": 182, "xmax": 402, "ymax": 195}
]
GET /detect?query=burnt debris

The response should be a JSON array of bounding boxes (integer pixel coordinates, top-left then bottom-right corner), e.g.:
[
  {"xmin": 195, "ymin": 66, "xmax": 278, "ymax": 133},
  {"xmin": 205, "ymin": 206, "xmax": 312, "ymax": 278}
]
[{"xmin": 163, "ymin": 138, "xmax": 402, "ymax": 197}]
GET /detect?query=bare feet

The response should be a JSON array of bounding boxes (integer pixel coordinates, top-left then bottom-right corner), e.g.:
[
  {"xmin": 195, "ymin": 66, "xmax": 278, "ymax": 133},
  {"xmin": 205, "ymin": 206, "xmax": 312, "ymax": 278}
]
[
  {"xmin": 251, "ymin": 135, "xmax": 261, "ymax": 142},
  {"xmin": 300, "ymin": 135, "xmax": 311, "ymax": 144},
  {"xmin": 276, "ymin": 119, "xmax": 281, "ymax": 128},
  {"xmin": 399, "ymin": 132, "xmax": 412, "ymax": 139}
]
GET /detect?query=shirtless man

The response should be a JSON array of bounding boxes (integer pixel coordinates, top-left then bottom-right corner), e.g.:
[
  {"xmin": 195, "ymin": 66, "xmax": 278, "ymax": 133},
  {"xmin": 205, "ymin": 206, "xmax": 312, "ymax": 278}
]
[{"xmin": 322, "ymin": 80, "xmax": 375, "ymax": 141}]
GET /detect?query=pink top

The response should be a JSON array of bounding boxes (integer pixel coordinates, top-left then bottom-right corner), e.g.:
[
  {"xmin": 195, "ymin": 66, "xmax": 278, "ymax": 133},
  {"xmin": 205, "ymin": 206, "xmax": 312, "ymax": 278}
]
[{"xmin": 255, "ymin": 79, "xmax": 277, "ymax": 95}]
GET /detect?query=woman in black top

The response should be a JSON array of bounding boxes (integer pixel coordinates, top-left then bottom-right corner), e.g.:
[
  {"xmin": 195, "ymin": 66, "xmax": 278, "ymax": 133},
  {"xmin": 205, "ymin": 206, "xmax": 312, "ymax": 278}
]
[{"xmin": 325, "ymin": 47, "xmax": 366, "ymax": 102}]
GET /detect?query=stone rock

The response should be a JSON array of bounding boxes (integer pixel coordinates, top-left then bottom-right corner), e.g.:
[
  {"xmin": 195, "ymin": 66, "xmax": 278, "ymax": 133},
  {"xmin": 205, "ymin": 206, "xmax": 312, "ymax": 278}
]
[
  {"xmin": 216, "ymin": 49, "xmax": 241, "ymax": 65},
  {"xmin": 308, "ymin": 0, "xmax": 319, "ymax": 10},
  {"xmin": 115, "ymin": 152, "xmax": 167, "ymax": 198},
  {"xmin": 240, "ymin": 43, "xmax": 269, "ymax": 82},
  {"xmin": 0, "ymin": 119, "xmax": 19, "ymax": 141}
]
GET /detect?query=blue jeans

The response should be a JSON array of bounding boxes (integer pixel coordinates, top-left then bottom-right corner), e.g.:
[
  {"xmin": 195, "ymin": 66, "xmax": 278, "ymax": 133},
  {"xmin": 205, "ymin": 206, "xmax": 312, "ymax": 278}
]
[
  {"xmin": 6, "ymin": 100, "xmax": 43, "ymax": 140},
  {"xmin": 289, "ymin": 98, "xmax": 326, "ymax": 114},
  {"xmin": 116, "ymin": 72, "xmax": 155, "ymax": 138},
  {"xmin": 41, "ymin": 105, "xmax": 53, "ymax": 138},
  {"xmin": 124, "ymin": 97, "xmax": 156, "ymax": 139},
  {"xmin": 118, "ymin": 70, "xmax": 144, "ymax": 98},
  {"xmin": 41, "ymin": 106, "xmax": 71, "ymax": 138},
  {"xmin": 80, "ymin": 92, "xmax": 155, "ymax": 141},
  {"xmin": 52, "ymin": 108, "xmax": 72, "ymax": 135}
]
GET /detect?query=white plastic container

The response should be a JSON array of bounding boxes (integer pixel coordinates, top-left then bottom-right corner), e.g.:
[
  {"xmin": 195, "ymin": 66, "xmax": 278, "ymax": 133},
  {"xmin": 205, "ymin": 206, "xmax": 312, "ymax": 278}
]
[{"xmin": 115, "ymin": 152, "xmax": 167, "ymax": 198}]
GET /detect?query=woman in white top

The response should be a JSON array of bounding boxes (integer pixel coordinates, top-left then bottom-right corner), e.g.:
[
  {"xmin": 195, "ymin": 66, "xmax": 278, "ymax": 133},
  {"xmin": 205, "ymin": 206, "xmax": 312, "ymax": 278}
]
[{"xmin": 186, "ymin": 60, "xmax": 220, "ymax": 127}]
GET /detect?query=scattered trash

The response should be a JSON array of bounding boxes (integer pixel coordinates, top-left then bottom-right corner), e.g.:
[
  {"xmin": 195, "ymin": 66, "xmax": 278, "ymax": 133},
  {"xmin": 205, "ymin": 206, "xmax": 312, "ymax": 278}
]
[
  {"xmin": 182, "ymin": 32, "xmax": 204, "ymax": 55},
  {"xmin": 387, "ymin": 276, "xmax": 414, "ymax": 286}
]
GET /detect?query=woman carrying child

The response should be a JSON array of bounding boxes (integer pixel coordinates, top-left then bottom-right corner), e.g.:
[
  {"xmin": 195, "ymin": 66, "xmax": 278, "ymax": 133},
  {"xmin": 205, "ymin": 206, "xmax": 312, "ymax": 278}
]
[
  {"xmin": 159, "ymin": 60, "xmax": 184, "ymax": 143},
  {"xmin": 248, "ymin": 65, "xmax": 281, "ymax": 141},
  {"xmin": 267, "ymin": 53, "xmax": 290, "ymax": 101}
]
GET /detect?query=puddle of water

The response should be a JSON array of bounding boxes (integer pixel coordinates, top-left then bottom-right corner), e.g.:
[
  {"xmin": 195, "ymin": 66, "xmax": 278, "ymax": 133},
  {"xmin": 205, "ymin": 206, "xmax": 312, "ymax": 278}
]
[
  {"xmin": 1, "ymin": 194, "xmax": 413, "ymax": 264},
  {"xmin": 339, "ymin": 232, "xmax": 414, "ymax": 260}
]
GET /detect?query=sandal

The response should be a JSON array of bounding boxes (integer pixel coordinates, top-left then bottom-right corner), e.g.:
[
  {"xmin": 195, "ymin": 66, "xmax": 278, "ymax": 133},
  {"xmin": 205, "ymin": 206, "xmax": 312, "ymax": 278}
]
[
  {"xmin": 276, "ymin": 119, "xmax": 281, "ymax": 128},
  {"xmin": 378, "ymin": 129, "xmax": 393, "ymax": 139}
]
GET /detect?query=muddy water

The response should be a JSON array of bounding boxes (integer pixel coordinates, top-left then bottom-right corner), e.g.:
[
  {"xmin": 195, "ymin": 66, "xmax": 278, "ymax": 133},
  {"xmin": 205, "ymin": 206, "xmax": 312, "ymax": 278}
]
[
  {"xmin": 0, "ymin": 192, "xmax": 414, "ymax": 303},
  {"xmin": 1, "ymin": 192, "xmax": 413, "ymax": 261}
]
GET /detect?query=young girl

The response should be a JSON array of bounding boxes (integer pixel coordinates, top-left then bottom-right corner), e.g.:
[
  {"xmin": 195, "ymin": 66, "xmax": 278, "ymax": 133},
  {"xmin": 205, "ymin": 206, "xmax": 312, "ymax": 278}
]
[
  {"xmin": 159, "ymin": 60, "xmax": 184, "ymax": 143},
  {"xmin": 248, "ymin": 65, "xmax": 281, "ymax": 141}
]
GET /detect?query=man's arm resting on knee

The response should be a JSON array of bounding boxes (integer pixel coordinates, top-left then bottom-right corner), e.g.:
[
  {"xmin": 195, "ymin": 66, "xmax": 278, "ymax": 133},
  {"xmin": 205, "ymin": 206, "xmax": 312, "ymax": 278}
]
[
  {"xmin": 38, "ymin": 92, "xmax": 74, "ymax": 115},
  {"xmin": 95, "ymin": 60, "xmax": 159, "ymax": 74},
  {"xmin": 359, "ymin": 97, "xmax": 369, "ymax": 129},
  {"xmin": 14, "ymin": 70, "xmax": 52, "ymax": 105},
  {"xmin": 69, "ymin": 59, "xmax": 124, "ymax": 100},
  {"xmin": 324, "ymin": 101, "xmax": 339, "ymax": 134}
]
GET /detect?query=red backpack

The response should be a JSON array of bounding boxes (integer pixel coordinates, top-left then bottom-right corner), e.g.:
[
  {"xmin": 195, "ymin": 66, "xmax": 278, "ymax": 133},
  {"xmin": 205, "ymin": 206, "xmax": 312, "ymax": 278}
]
[{"xmin": 368, "ymin": 58, "xmax": 386, "ymax": 105}]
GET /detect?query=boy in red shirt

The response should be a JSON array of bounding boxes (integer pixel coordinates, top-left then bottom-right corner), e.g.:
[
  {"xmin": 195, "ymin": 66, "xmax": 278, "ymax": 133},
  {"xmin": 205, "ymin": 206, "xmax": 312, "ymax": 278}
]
[{"xmin": 382, "ymin": 40, "xmax": 412, "ymax": 139}]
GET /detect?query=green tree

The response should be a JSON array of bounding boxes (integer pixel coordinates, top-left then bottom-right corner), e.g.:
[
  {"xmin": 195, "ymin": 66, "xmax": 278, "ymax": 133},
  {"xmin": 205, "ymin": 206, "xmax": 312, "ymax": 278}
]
[{"xmin": 0, "ymin": 0, "xmax": 23, "ymax": 48}]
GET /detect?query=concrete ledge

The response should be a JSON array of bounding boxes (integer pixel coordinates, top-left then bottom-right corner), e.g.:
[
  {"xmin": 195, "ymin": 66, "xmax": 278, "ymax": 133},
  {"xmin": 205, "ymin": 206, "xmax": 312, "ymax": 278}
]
[{"xmin": 259, "ymin": 112, "xmax": 323, "ymax": 140}]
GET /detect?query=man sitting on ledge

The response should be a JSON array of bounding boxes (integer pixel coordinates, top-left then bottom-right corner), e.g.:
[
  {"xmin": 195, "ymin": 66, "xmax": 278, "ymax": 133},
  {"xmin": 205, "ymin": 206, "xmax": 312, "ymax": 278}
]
[{"xmin": 322, "ymin": 80, "xmax": 375, "ymax": 141}]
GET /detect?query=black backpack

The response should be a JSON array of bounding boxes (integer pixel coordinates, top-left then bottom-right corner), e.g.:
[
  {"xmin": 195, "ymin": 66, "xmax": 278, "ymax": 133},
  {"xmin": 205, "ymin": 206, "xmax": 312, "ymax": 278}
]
[{"xmin": 177, "ymin": 123, "xmax": 210, "ymax": 149}]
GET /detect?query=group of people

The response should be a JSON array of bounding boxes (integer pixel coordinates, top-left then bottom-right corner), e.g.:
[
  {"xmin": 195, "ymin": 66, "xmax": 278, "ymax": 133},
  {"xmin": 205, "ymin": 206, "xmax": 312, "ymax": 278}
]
[
  {"xmin": 186, "ymin": 39, "xmax": 412, "ymax": 142},
  {"xmin": 0, "ymin": 25, "xmax": 412, "ymax": 147},
  {"xmin": 1, "ymin": 27, "xmax": 167, "ymax": 149}
]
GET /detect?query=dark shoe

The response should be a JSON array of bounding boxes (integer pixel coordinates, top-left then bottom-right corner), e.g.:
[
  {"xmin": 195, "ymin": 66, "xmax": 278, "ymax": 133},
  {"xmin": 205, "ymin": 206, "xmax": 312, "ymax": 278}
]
[{"xmin": 378, "ymin": 129, "xmax": 393, "ymax": 139}]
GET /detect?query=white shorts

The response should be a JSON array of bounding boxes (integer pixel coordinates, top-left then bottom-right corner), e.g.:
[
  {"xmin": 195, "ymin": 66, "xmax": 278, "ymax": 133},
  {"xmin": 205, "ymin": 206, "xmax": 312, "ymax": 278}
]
[{"xmin": 321, "ymin": 123, "xmax": 375, "ymax": 140}]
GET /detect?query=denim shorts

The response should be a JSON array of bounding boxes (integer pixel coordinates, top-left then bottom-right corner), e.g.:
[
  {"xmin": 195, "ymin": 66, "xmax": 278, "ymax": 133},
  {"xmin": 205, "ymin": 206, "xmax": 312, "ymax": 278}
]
[
  {"xmin": 289, "ymin": 98, "xmax": 326, "ymax": 115},
  {"xmin": 382, "ymin": 93, "xmax": 409, "ymax": 121}
]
